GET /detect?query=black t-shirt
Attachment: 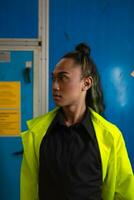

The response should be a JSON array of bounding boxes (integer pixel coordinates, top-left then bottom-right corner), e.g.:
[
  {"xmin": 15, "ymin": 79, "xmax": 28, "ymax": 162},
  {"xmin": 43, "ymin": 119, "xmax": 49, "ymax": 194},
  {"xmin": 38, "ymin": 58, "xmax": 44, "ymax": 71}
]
[{"xmin": 39, "ymin": 108, "xmax": 102, "ymax": 200}]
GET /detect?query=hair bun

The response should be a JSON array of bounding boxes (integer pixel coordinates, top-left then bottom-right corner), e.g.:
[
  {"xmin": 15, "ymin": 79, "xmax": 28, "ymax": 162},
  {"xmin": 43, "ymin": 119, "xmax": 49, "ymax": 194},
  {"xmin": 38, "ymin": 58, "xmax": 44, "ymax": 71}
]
[{"xmin": 75, "ymin": 43, "xmax": 91, "ymax": 56}]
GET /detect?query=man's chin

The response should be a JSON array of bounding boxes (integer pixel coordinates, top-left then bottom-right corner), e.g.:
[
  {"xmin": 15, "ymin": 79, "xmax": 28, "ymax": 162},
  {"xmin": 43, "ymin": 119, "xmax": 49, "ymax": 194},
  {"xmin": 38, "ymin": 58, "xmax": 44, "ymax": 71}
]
[
  {"xmin": 54, "ymin": 101, "xmax": 66, "ymax": 107},
  {"xmin": 54, "ymin": 101, "xmax": 62, "ymax": 106}
]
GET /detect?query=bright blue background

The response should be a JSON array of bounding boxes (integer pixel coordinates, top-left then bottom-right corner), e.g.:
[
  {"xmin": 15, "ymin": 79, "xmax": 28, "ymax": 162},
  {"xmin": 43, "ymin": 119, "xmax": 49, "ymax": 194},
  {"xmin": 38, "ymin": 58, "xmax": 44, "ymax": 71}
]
[{"xmin": 49, "ymin": 0, "xmax": 134, "ymax": 169}]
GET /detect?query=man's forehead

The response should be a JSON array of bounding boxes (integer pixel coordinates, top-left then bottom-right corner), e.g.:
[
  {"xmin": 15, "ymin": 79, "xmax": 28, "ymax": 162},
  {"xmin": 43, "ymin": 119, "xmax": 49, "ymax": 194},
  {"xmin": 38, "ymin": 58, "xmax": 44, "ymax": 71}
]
[
  {"xmin": 55, "ymin": 58, "xmax": 80, "ymax": 69},
  {"xmin": 52, "ymin": 58, "xmax": 82, "ymax": 76},
  {"xmin": 53, "ymin": 63, "xmax": 72, "ymax": 74}
]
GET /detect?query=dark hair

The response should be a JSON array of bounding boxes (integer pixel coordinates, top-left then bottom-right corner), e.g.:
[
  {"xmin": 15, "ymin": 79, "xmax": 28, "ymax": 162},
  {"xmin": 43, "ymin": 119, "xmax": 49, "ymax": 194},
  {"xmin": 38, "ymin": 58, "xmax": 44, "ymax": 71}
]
[{"xmin": 62, "ymin": 43, "xmax": 105, "ymax": 114}]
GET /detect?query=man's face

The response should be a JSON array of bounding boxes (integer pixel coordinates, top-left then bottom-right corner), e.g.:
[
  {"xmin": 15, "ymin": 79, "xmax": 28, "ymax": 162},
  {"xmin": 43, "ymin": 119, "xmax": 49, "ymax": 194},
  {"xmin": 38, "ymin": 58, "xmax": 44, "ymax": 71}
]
[{"xmin": 52, "ymin": 58, "xmax": 86, "ymax": 107}]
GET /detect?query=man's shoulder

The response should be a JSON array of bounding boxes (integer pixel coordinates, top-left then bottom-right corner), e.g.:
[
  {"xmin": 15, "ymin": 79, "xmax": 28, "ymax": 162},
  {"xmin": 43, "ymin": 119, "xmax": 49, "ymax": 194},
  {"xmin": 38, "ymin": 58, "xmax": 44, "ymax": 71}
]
[
  {"xmin": 26, "ymin": 107, "xmax": 59, "ymax": 130},
  {"xmin": 89, "ymin": 108, "xmax": 122, "ymax": 138}
]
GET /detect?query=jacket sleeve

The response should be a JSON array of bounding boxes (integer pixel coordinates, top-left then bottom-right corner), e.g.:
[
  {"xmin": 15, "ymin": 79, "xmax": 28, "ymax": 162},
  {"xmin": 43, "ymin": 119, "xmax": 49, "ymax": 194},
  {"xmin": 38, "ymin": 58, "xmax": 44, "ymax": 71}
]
[
  {"xmin": 20, "ymin": 130, "xmax": 39, "ymax": 200},
  {"xmin": 115, "ymin": 131, "xmax": 134, "ymax": 199}
]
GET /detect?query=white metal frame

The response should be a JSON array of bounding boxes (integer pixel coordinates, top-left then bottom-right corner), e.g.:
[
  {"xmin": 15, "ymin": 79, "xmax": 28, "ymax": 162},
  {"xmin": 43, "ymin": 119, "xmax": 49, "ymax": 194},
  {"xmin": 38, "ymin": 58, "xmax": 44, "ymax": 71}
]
[{"xmin": 39, "ymin": 0, "xmax": 49, "ymax": 114}]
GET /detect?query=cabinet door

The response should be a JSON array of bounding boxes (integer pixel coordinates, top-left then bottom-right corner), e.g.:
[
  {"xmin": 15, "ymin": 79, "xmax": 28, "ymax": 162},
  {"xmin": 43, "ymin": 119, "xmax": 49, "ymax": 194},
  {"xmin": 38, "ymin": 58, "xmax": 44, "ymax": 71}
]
[{"xmin": 0, "ymin": 49, "xmax": 37, "ymax": 200}]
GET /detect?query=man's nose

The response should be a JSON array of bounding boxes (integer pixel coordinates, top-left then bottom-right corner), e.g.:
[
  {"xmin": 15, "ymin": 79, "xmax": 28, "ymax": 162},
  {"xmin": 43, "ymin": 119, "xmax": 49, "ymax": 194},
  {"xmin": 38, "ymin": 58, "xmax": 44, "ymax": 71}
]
[{"xmin": 52, "ymin": 79, "xmax": 60, "ymax": 90}]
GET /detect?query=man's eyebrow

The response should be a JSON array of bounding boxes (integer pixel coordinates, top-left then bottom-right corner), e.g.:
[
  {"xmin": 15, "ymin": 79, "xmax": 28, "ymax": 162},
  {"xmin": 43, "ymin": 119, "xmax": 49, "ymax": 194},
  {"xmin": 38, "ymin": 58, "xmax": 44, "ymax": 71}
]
[{"xmin": 52, "ymin": 71, "xmax": 69, "ymax": 76}]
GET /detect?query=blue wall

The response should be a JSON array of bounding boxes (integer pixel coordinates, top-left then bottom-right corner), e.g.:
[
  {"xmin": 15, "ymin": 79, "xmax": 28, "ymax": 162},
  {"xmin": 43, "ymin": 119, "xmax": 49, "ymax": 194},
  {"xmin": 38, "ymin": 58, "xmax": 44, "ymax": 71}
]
[{"xmin": 49, "ymin": 0, "xmax": 134, "ymax": 169}]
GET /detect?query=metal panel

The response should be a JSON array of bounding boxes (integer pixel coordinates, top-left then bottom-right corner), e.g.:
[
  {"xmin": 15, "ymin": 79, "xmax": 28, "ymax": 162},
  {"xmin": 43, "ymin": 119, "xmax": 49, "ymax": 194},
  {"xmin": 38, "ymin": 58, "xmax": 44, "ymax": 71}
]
[
  {"xmin": 0, "ymin": 0, "xmax": 38, "ymax": 38},
  {"xmin": 0, "ymin": 137, "xmax": 22, "ymax": 200},
  {"xmin": 0, "ymin": 47, "xmax": 39, "ymax": 200}
]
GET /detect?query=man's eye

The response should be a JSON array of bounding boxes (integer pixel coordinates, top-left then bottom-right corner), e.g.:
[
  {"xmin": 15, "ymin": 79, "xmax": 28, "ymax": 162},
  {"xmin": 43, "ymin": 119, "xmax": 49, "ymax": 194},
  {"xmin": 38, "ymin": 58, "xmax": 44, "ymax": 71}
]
[
  {"xmin": 51, "ymin": 74, "xmax": 69, "ymax": 82},
  {"xmin": 59, "ymin": 76, "xmax": 64, "ymax": 80},
  {"xmin": 58, "ymin": 75, "xmax": 68, "ymax": 81}
]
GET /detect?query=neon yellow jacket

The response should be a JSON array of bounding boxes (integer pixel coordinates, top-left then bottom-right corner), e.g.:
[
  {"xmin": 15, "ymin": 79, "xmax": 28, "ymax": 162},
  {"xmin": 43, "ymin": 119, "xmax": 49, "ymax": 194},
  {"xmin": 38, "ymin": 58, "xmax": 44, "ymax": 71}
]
[{"xmin": 20, "ymin": 108, "xmax": 134, "ymax": 200}]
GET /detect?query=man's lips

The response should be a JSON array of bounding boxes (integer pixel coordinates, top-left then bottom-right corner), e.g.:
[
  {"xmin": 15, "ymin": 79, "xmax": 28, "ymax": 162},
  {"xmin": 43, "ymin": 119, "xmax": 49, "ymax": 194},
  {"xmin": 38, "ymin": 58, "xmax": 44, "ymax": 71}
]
[{"xmin": 53, "ymin": 94, "xmax": 62, "ymax": 99}]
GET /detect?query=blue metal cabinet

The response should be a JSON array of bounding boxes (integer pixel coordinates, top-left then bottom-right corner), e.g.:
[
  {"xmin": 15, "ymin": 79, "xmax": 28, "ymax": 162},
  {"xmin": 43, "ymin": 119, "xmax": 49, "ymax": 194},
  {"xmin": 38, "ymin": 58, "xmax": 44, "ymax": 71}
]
[{"xmin": 0, "ymin": 50, "xmax": 34, "ymax": 200}]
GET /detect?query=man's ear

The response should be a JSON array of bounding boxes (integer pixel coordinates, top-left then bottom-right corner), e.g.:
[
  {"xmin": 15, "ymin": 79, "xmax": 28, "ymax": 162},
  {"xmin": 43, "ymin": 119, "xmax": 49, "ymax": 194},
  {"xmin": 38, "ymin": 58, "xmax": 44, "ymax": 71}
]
[{"xmin": 82, "ymin": 76, "xmax": 93, "ymax": 91}]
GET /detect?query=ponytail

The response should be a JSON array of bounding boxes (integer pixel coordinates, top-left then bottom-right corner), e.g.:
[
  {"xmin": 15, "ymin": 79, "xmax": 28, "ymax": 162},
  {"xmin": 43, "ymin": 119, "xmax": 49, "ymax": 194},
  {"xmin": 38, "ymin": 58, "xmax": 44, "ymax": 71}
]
[{"xmin": 62, "ymin": 43, "xmax": 105, "ymax": 114}]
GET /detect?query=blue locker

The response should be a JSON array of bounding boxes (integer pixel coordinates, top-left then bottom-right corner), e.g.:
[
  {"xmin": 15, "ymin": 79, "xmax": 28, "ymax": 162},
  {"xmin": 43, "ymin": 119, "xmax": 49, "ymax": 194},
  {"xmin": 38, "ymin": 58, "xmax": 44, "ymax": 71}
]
[
  {"xmin": 49, "ymin": 0, "xmax": 134, "ymax": 169},
  {"xmin": 0, "ymin": 50, "xmax": 34, "ymax": 200}
]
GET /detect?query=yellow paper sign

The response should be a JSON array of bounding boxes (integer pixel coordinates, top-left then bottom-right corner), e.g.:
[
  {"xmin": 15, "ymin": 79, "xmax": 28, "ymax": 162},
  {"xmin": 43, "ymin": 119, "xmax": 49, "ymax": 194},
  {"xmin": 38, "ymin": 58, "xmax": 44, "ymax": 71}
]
[{"xmin": 0, "ymin": 82, "xmax": 21, "ymax": 135}]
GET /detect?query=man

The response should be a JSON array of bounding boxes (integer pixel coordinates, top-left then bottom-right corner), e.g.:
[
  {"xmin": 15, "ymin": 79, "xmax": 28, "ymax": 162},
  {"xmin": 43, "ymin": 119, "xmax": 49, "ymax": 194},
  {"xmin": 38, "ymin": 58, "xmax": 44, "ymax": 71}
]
[{"xmin": 21, "ymin": 43, "xmax": 134, "ymax": 200}]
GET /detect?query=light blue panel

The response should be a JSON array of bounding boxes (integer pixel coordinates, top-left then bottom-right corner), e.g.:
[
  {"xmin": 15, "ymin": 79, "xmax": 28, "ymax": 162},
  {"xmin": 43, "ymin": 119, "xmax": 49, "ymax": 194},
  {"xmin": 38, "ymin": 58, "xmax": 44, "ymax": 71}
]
[
  {"xmin": 0, "ymin": 50, "xmax": 34, "ymax": 200},
  {"xmin": 0, "ymin": 138, "xmax": 22, "ymax": 200},
  {"xmin": 49, "ymin": 0, "xmax": 134, "ymax": 169}
]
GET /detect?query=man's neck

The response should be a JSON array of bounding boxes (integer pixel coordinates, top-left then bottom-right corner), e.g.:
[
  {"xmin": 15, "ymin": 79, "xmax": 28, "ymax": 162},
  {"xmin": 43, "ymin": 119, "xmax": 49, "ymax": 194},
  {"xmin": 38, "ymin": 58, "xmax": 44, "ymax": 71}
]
[{"xmin": 62, "ymin": 104, "xmax": 86, "ymax": 126}]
